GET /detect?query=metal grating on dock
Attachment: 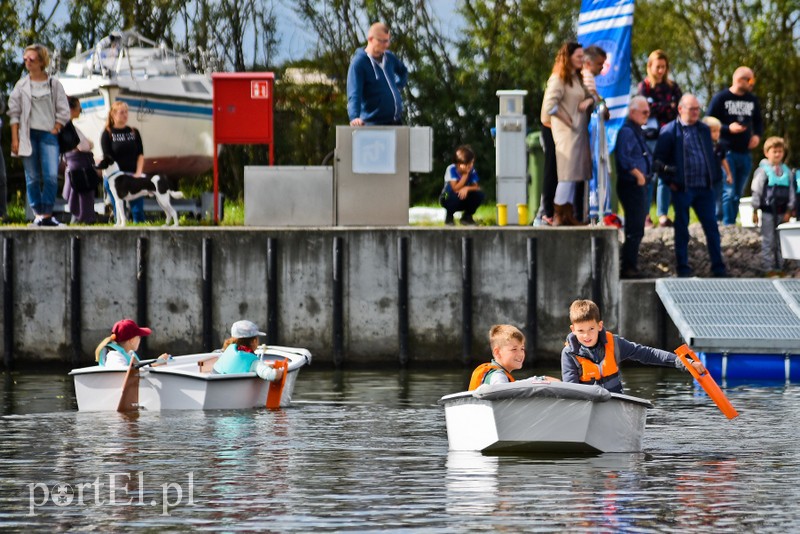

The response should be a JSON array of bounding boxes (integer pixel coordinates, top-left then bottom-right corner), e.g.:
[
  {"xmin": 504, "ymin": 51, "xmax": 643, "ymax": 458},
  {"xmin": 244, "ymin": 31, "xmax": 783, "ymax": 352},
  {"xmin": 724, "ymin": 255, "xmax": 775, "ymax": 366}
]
[{"xmin": 655, "ymin": 279, "xmax": 800, "ymax": 353}]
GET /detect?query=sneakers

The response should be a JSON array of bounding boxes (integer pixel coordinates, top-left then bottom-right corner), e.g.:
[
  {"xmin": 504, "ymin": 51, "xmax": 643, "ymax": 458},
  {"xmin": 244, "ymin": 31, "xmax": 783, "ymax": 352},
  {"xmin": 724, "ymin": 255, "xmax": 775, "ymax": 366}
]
[
  {"xmin": 460, "ymin": 215, "xmax": 476, "ymax": 225},
  {"xmin": 29, "ymin": 216, "xmax": 63, "ymax": 227},
  {"xmin": 40, "ymin": 217, "xmax": 62, "ymax": 227},
  {"xmin": 444, "ymin": 213, "xmax": 455, "ymax": 225},
  {"xmin": 644, "ymin": 215, "xmax": 654, "ymax": 229},
  {"xmin": 658, "ymin": 216, "xmax": 673, "ymax": 228}
]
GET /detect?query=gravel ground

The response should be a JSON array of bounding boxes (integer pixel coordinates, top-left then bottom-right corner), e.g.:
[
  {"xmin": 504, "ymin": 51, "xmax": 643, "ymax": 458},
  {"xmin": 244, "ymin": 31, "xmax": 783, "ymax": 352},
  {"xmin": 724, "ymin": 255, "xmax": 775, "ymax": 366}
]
[{"xmin": 634, "ymin": 223, "xmax": 800, "ymax": 278}]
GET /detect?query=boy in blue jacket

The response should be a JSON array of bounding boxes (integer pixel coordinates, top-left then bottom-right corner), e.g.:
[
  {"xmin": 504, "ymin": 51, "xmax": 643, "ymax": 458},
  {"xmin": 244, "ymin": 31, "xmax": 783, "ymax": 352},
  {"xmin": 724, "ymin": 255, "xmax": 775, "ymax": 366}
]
[{"xmin": 561, "ymin": 299, "xmax": 704, "ymax": 393}]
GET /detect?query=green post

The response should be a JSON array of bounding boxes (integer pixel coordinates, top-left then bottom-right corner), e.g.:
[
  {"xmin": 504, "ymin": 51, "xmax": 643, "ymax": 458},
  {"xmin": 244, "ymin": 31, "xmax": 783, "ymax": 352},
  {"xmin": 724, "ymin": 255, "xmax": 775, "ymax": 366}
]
[{"xmin": 526, "ymin": 131, "xmax": 544, "ymax": 221}]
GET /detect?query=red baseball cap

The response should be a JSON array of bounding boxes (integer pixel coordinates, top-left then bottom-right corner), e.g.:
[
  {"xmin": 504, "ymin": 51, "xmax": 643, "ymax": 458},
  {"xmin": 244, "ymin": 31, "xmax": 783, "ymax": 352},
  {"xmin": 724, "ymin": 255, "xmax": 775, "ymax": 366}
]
[{"xmin": 112, "ymin": 319, "xmax": 152, "ymax": 342}]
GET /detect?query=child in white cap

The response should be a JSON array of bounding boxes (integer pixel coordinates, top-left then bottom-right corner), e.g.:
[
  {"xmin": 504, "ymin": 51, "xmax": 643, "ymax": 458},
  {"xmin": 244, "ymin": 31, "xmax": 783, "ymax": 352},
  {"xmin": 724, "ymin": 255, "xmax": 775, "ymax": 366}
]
[{"xmin": 212, "ymin": 320, "xmax": 283, "ymax": 381}]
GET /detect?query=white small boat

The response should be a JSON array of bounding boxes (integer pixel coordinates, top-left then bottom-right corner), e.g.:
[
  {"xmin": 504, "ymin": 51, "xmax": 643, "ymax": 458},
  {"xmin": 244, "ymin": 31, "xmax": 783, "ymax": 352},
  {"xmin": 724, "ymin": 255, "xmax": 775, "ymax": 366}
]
[
  {"xmin": 778, "ymin": 221, "xmax": 800, "ymax": 260},
  {"xmin": 58, "ymin": 31, "xmax": 214, "ymax": 176},
  {"xmin": 69, "ymin": 346, "xmax": 311, "ymax": 412},
  {"xmin": 439, "ymin": 379, "xmax": 653, "ymax": 454}
]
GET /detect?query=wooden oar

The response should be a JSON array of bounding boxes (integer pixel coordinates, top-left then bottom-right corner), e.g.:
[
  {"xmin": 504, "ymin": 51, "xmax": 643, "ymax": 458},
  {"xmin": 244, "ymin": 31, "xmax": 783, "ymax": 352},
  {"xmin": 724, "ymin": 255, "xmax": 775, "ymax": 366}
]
[
  {"xmin": 117, "ymin": 358, "xmax": 141, "ymax": 412},
  {"xmin": 116, "ymin": 356, "xmax": 171, "ymax": 412},
  {"xmin": 675, "ymin": 344, "xmax": 739, "ymax": 419},
  {"xmin": 265, "ymin": 360, "xmax": 289, "ymax": 409}
]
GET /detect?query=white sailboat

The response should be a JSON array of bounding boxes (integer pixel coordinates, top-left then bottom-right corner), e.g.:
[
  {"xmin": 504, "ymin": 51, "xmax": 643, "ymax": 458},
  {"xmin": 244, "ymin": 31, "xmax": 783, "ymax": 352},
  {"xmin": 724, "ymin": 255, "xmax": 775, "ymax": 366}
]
[{"xmin": 58, "ymin": 31, "xmax": 214, "ymax": 176}]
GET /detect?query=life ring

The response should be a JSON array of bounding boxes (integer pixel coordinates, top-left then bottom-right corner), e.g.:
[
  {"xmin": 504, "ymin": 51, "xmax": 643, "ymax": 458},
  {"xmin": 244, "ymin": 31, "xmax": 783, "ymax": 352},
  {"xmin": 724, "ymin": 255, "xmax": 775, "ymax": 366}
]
[{"xmin": 675, "ymin": 345, "xmax": 739, "ymax": 420}]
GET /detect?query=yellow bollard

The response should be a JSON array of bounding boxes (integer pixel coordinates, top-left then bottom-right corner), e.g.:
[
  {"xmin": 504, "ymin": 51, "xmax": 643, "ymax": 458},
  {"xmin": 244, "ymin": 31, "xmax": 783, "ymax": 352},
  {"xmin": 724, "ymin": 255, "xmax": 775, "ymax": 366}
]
[
  {"xmin": 517, "ymin": 204, "xmax": 528, "ymax": 226},
  {"xmin": 497, "ymin": 204, "xmax": 508, "ymax": 226}
]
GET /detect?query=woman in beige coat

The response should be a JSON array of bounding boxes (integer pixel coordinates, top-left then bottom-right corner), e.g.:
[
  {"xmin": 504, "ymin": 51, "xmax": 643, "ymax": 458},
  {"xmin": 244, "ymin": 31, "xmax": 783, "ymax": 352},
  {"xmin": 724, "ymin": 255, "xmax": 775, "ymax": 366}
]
[{"xmin": 541, "ymin": 42, "xmax": 594, "ymax": 225}]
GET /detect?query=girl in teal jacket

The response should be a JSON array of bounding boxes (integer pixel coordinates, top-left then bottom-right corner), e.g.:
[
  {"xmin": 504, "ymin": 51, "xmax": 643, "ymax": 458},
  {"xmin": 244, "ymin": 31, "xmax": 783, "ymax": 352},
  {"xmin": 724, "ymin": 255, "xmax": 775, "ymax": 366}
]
[{"xmin": 212, "ymin": 320, "xmax": 282, "ymax": 381}]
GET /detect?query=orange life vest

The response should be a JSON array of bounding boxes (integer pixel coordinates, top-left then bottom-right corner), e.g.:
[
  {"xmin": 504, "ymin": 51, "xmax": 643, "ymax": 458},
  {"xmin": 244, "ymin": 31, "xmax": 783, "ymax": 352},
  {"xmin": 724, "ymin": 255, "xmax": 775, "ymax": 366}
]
[
  {"xmin": 573, "ymin": 331, "xmax": 620, "ymax": 384},
  {"xmin": 468, "ymin": 362, "xmax": 515, "ymax": 391}
]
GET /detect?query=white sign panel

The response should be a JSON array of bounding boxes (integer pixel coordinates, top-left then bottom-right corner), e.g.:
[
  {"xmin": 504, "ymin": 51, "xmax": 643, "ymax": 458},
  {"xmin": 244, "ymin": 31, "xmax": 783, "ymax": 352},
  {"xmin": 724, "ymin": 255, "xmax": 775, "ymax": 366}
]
[
  {"xmin": 251, "ymin": 80, "xmax": 269, "ymax": 99},
  {"xmin": 352, "ymin": 129, "xmax": 396, "ymax": 174}
]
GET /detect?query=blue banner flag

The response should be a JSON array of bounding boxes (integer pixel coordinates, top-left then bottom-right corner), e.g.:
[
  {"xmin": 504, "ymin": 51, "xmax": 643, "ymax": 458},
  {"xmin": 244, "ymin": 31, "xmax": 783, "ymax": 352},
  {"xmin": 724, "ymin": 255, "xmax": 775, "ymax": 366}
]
[
  {"xmin": 578, "ymin": 0, "xmax": 633, "ymax": 152},
  {"xmin": 579, "ymin": 0, "xmax": 633, "ymax": 221}
]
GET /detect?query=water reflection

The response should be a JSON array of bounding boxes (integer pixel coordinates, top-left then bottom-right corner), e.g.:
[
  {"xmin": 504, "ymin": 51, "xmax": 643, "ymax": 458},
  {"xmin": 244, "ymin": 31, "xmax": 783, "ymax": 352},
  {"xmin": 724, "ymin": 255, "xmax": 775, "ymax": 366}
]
[{"xmin": 445, "ymin": 452, "xmax": 499, "ymax": 515}]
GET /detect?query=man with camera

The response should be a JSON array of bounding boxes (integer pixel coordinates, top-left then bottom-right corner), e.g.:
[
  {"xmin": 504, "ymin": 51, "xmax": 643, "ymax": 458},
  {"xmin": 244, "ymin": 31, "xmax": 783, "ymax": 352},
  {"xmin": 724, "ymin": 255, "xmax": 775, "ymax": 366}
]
[{"xmin": 653, "ymin": 94, "xmax": 727, "ymax": 278}]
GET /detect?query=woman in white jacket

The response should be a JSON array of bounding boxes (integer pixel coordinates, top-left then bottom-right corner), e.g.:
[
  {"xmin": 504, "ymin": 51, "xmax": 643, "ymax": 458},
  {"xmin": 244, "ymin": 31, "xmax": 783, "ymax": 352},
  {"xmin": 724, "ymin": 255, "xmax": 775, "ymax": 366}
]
[{"xmin": 7, "ymin": 44, "xmax": 70, "ymax": 227}]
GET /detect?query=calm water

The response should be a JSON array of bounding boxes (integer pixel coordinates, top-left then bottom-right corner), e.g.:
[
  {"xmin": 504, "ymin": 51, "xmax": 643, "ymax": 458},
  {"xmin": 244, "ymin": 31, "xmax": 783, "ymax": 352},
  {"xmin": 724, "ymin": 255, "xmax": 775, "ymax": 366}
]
[{"xmin": 1, "ymin": 366, "xmax": 800, "ymax": 532}]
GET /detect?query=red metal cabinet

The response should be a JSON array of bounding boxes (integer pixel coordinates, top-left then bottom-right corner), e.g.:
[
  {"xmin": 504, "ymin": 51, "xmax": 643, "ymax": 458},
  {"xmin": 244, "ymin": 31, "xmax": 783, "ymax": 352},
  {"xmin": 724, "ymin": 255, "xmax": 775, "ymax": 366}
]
[
  {"xmin": 211, "ymin": 72, "xmax": 275, "ymax": 221},
  {"xmin": 212, "ymin": 72, "xmax": 274, "ymax": 145}
]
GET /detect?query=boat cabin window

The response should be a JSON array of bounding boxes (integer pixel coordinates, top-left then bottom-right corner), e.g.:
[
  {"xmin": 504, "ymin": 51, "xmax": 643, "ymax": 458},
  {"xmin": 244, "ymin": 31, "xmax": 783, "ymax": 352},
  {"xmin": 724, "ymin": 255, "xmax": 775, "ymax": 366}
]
[{"xmin": 182, "ymin": 81, "xmax": 209, "ymax": 94}]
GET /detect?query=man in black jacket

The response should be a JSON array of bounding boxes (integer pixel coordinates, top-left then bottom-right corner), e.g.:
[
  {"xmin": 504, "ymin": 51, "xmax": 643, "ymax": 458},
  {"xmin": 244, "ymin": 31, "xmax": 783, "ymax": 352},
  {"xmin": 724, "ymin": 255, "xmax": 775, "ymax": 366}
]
[{"xmin": 654, "ymin": 94, "xmax": 727, "ymax": 277}]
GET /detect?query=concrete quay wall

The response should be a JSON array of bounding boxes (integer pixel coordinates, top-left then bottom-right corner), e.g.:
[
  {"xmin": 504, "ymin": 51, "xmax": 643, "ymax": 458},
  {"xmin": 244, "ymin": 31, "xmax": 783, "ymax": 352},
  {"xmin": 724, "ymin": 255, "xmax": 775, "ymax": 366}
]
[
  {"xmin": 0, "ymin": 227, "xmax": 622, "ymax": 367},
  {"xmin": 618, "ymin": 279, "xmax": 682, "ymax": 352}
]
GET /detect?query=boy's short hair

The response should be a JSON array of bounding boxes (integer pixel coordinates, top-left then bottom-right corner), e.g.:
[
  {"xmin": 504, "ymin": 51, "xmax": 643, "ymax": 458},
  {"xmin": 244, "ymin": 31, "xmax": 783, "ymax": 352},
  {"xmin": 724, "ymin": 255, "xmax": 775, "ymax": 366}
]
[
  {"xmin": 569, "ymin": 299, "xmax": 602, "ymax": 324},
  {"xmin": 702, "ymin": 116, "xmax": 721, "ymax": 130},
  {"xmin": 764, "ymin": 136, "xmax": 785, "ymax": 153},
  {"xmin": 489, "ymin": 324, "xmax": 525, "ymax": 350},
  {"xmin": 453, "ymin": 145, "xmax": 475, "ymax": 165}
]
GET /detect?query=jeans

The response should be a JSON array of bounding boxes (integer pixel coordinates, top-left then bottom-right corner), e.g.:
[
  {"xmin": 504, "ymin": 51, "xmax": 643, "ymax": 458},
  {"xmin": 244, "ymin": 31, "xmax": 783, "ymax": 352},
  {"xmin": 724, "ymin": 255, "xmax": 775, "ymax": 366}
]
[
  {"xmin": 22, "ymin": 129, "xmax": 60, "ymax": 216},
  {"xmin": 104, "ymin": 176, "xmax": 145, "ymax": 223},
  {"xmin": 760, "ymin": 211, "xmax": 784, "ymax": 271},
  {"xmin": 672, "ymin": 186, "xmax": 726, "ymax": 276},
  {"xmin": 712, "ymin": 178, "xmax": 724, "ymax": 222},
  {"xmin": 656, "ymin": 177, "xmax": 672, "ymax": 218},
  {"xmin": 617, "ymin": 181, "xmax": 648, "ymax": 272},
  {"xmin": 721, "ymin": 151, "xmax": 753, "ymax": 225}
]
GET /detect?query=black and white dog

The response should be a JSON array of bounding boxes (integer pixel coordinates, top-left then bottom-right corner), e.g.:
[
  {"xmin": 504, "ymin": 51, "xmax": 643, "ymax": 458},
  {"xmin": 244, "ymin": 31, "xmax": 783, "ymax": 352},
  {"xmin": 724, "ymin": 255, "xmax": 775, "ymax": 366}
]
[{"xmin": 100, "ymin": 161, "xmax": 184, "ymax": 227}]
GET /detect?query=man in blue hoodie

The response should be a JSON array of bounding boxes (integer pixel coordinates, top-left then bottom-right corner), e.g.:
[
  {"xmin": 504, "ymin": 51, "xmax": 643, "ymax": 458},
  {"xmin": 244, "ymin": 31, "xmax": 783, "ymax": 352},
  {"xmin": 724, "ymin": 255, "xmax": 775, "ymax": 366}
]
[{"xmin": 347, "ymin": 23, "xmax": 408, "ymax": 126}]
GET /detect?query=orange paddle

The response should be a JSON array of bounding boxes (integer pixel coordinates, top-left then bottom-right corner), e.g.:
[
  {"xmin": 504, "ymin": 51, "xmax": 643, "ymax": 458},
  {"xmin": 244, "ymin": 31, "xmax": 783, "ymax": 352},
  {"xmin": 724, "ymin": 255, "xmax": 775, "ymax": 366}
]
[
  {"xmin": 265, "ymin": 360, "xmax": 289, "ymax": 409},
  {"xmin": 675, "ymin": 344, "xmax": 739, "ymax": 420}
]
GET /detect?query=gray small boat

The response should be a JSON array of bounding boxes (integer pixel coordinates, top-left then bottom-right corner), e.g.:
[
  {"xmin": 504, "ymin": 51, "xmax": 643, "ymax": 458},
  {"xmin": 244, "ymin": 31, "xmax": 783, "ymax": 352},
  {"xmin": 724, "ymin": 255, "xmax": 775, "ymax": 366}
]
[{"xmin": 439, "ymin": 379, "xmax": 653, "ymax": 454}]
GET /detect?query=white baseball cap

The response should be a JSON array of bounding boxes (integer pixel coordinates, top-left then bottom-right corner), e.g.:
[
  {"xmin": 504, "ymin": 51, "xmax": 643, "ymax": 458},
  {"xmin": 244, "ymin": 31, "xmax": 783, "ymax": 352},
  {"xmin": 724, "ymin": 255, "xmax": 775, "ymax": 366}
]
[{"xmin": 230, "ymin": 320, "xmax": 266, "ymax": 338}]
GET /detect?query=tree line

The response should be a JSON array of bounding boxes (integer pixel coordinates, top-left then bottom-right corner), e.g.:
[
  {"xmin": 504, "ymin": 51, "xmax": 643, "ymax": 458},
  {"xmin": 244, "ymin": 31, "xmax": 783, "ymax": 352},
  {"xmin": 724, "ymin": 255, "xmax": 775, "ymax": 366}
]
[{"xmin": 2, "ymin": 0, "xmax": 798, "ymax": 204}]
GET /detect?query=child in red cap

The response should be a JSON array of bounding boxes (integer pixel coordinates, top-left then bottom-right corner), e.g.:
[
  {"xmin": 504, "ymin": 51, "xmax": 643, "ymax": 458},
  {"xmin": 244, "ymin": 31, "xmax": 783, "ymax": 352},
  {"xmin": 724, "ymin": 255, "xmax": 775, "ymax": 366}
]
[{"xmin": 94, "ymin": 319, "xmax": 168, "ymax": 368}]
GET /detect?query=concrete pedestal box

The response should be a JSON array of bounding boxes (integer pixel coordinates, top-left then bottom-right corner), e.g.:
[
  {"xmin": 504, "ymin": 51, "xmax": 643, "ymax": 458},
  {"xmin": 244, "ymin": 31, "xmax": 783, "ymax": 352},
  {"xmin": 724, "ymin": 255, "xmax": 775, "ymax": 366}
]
[
  {"xmin": 497, "ymin": 176, "xmax": 527, "ymax": 225},
  {"xmin": 409, "ymin": 126, "xmax": 433, "ymax": 173},
  {"xmin": 495, "ymin": 90, "xmax": 528, "ymax": 225},
  {"xmin": 244, "ymin": 166, "xmax": 333, "ymax": 226},
  {"xmin": 335, "ymin": 126, "xmax": 410, "ymax": 226}
]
